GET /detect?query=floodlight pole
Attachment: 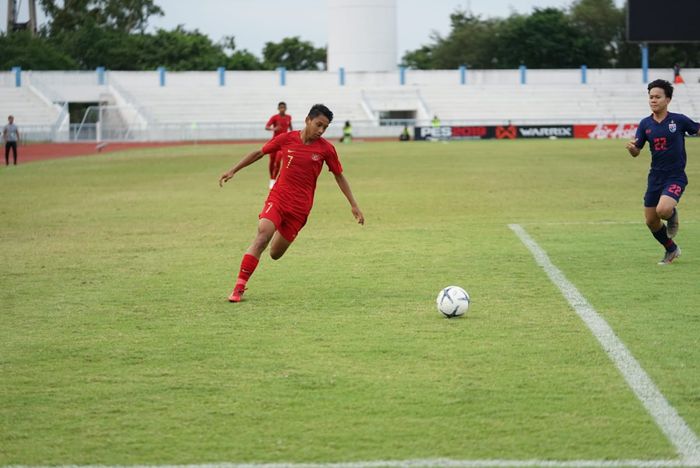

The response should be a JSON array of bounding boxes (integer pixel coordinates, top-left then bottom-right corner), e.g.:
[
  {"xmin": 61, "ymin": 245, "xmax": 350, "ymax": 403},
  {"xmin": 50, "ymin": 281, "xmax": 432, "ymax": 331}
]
[
  {"xmin": 6, "ymin": 0, "xmax": 37, "ymax": 35},
  {"xmin": 7, "ymin": 0, "xmax": 15, "ymax": 32},
  {"xmin": 28, "ymin": 0, "xmax": 37, "ymax": 33},
  {"xmin": 641, "ymin": 42, "xmax": 649, "ymax": 84}
]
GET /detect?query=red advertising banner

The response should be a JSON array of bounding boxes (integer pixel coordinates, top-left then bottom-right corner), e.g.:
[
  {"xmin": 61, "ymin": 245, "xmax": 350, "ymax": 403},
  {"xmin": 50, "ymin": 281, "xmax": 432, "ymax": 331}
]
[
  {"xmin": 413, "ymin": 123, "xmax": 640, "ymax": 140},
  {"xmin": 451, "ymin": 126, "xmax": 489, "ymax": 138},
  {"xmin": 414, "ymin": 126, "xmax": 494, "ymax": 140},
  {"xmin": 573, "ymin": 123, "xmax": 638, "ymax": 139},
  {"xmin": 495, "ymin": 125, "xmax": 517, "ymax": 139}
]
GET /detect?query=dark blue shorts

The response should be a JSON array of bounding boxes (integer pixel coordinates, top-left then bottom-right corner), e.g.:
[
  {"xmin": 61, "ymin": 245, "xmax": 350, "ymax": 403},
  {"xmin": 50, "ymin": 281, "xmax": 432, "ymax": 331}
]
[{"xmin": 644, "ymin": 171, "xmax": 687, "ymax": 207}]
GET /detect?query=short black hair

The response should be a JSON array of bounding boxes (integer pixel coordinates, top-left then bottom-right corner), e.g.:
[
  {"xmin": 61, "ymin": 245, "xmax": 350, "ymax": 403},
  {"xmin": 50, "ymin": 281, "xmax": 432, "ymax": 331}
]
[
  {"xmin": 278, "ymin": 101, "xmax": 286, "ymax": 107},
  {"xmin": 307, "ymin": 104, "xmax": 333, "ymax": 123},
  {"xmin": 648, "ymin": 79, "xmax": 673, "ymax": 99}
]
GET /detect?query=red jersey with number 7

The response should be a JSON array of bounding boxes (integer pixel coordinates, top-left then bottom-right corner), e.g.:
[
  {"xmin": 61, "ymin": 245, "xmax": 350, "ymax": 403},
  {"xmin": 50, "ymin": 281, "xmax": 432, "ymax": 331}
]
[
  {"xmin": 266, "ymin": 114, "xmax": 293, "ymax": 137},
  {"xmin": 261, "ymin": 131, "xmax": 343, "ymax": 213}
]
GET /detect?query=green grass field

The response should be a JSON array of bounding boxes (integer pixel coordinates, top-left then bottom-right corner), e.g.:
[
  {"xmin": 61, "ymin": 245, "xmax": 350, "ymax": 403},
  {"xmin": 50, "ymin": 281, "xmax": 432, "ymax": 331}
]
[{"xmin": 1, "ymin": 139, "xmax": 699, "ymax": 466}]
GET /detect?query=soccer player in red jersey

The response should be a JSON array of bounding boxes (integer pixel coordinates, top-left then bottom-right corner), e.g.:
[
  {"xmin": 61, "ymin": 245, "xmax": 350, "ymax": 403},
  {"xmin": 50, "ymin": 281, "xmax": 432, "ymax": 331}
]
[
  {"xmin": 265, "ymin": 101, "xmax": 293, "ymax": 188},
  {"xmin": 219, "ymin": 104, "xmax": 365, "ymax": 302}
]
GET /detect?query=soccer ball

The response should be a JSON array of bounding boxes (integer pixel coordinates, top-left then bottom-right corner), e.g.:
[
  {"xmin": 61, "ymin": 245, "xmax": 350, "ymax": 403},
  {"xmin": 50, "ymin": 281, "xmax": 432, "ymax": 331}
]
[{"xmin": 436, "ymin": 286, "xmax": 470, "ymax": 318}]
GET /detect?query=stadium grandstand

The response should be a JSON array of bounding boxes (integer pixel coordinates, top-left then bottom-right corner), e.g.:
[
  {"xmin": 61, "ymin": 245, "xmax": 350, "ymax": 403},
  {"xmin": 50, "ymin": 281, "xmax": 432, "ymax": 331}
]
[
  {"xmin": 2, "ymin": 0, "xmax": 699, "ymax": 146},
  {"xmin": 1, "ymin": 67, "xmax": 699, "ymax": 143}
]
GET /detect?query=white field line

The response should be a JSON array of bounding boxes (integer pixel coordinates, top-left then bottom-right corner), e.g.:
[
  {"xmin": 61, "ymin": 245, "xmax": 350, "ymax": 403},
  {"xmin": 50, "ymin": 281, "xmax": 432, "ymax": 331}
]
[
  {"xmin": 4, "ymin": 460, "xmax": 698, "ymax": 468},
  {"xmin": 508, "ymin": 223, "xmax": 700, "ymax": 466},
  {"xmin": 8, "ymin": 227, "xmax": 700, "ymax": 468},
  {"xmin": 517, "ymin": 221, "xmax": 700, "ymax": 226},
  {"xmin": 519, "ymin": 221, "xmax": 640, "ymax": 226}
]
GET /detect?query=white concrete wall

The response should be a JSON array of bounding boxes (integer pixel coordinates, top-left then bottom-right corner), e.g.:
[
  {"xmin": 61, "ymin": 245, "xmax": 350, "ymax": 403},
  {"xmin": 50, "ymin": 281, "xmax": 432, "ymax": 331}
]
[
  {"xmin": 5, "ymin": 68, "xmax": 699, "ymax": 92},
  {"xmin": 0, "ymin": 72, "xmax": 16, "ymax": 87},
  {"xmin": 68, "ymin": 68, "xmax": 700, "ymax": 90}
]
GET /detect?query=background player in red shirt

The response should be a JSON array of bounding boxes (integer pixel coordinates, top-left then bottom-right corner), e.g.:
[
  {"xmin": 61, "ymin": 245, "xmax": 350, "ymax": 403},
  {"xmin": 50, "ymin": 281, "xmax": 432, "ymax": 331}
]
[
  {"xmin": 265, "ymin": 101, "xmax": 293, "ymax": 188},
  {"xmin": 219, "ymin": 104, "xmax": 364, "ymax": 302}
]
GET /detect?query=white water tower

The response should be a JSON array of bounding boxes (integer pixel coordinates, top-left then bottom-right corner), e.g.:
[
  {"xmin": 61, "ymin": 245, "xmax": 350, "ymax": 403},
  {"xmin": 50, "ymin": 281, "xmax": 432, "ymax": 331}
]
[{"xmin": 327, "ymin": 0, "xmax": 398, "ymax": 72}]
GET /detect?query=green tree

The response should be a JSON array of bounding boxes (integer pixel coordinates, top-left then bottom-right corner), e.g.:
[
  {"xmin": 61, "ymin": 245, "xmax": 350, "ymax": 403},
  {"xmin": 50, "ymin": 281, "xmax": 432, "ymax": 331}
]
[
  {"xmin": 402, "ymin": 11, "xmax": 505, "ymax": 69},
  {"xmin": 569, "ymin": 0, "xmax": 622, "ymax": 67},
  {"xmin": 401, "ymin": 7, "xmax": 604, "ymax": 69},
  {"xmin": 570, "ymin": 0, "xmax": 620, "ymax": 43},
  {"xmin": 139, "ymin": 26, "xmax": 228, "ymax": 70},
  {"xmin": 496, "ymin": 8, "xmax": 603, "ymax": 68},
  {"xmin": 220, "ymin": 36, "xmax": 263, "ymax": 70},
  {"xmin": 608, "ymin": 2, "xmax": 639, "ymax": 68},
  {"xmin": 52, "ymin": 23, "xmax": 229, "ymax": 70},
  {"xmin": 611, "ymin": 3, "xmax": 700, "ymax": 69},
  {"xmin": 52, "ymin": 22, "xmax": 139, "ymax": 69},
  {"xmin": 227, "ymin": 50, "xmax": 264, "ymax": 70},
  {"xmin": 402, "ymin": 45, "xmax": 434, "ymax": 69},
  {"xmin": 262, "ymin": 36, "xmax": 326, "ymax": 71},
  {"xmin": 401, "ymin": 1, "xmax": 700, "ymax": 70},
  {"xmin": 0, "ymin": 31, "xmax": 77, "ymax": 69},
  {"xmin": 430, "ymin": 12, "xmax": 505, "ymax": 69},
  {"xmin": 649, "ymin": 44, "xmax": 700, "ymax": 68},
  {"xmin": 39, "ymin": 0, "xmax": 163, "ymax": 33}
]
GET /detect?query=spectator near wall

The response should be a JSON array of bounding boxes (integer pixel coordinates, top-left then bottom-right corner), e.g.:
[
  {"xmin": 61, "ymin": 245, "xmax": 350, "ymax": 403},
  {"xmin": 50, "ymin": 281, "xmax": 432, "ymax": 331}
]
[
  {"xmin": 399, "ymin": 125, "xmax": 410, "ymax": 141},
  {"xmin": 340, "ymin": 121, "xmax": 352, "ymax": 143},
  {"xmin": 673, "ymin": 63, "xmax": 685, "ymax": 84},
  {"xmin": 3, "ymin": 115, "xmax": 20, "ymax": 166}
]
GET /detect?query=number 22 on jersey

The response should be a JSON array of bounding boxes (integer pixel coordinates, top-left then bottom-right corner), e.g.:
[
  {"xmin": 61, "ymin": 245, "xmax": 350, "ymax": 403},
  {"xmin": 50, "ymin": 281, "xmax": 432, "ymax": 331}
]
[{"xmin": 654, "ymin": 137, "xmax": 668, "ymax": 151}]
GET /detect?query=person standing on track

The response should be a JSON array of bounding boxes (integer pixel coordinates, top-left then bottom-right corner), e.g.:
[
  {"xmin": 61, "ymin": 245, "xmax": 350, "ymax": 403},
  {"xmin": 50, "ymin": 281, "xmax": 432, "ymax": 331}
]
[
  {"xmin": 3, "ymin": 115, "xmax": 20, "ymax": 166},
  {"xmin": 265, "ymin": 102, "xmax": 293, "ymax": 189}
]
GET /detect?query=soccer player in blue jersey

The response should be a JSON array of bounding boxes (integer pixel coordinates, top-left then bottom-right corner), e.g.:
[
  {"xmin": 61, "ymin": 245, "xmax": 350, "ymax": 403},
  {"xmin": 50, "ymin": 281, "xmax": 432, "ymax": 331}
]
[{"xmin": 626, "ymin": 79, "xmax": 700, "ymax": 264}]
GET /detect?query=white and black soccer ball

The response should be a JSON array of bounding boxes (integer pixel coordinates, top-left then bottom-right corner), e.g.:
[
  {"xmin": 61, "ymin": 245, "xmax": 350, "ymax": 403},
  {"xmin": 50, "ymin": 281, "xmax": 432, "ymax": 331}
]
[{"xmin": 436, "ymin": 286, "xmax": 470, "ymax": 318}]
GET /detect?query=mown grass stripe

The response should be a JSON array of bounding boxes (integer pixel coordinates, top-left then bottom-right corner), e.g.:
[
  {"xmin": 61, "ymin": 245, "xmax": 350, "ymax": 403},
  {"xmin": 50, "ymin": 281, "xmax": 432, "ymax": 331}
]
[{"xmin": 509, "ymin": 223, "xmax": 700, "ymax": 465}]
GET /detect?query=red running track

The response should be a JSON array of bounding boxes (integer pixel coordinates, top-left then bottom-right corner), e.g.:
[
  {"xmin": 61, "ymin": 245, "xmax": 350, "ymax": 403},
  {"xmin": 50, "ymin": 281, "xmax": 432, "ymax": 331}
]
[{"xmin": 12, "ymin": 140, "xmax": 264, "ymax": 164}]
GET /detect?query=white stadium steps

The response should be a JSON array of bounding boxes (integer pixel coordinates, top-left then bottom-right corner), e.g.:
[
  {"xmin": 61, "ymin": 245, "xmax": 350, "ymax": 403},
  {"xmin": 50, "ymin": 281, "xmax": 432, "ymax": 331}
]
[
  {"xmin": 0, "ymin": 87, "xmax": 62, "ymax": 126},
  {"xmin": 2, "ymin": 69, "xmax": 698, "ymax": 141}
]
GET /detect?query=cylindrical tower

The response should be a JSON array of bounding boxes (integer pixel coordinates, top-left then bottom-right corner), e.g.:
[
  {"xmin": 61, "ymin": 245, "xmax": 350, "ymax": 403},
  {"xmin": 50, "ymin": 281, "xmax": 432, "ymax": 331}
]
[{"xmin": 327, "ymin": 0, "xmax": 397, "ymax": 72}]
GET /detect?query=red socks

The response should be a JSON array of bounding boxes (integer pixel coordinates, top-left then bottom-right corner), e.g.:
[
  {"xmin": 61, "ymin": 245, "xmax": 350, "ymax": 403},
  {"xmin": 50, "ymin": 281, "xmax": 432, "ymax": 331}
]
[{"xmin": 236, "ymin": 254, "xmax": 259, "ymax": 286}]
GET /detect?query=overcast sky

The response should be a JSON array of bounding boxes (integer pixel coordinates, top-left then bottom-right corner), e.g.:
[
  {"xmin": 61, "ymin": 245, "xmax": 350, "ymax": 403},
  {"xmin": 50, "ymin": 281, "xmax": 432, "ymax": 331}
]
[{"xmin": 3, "ymin": 0, "xmax": 626, "ymax": 60}]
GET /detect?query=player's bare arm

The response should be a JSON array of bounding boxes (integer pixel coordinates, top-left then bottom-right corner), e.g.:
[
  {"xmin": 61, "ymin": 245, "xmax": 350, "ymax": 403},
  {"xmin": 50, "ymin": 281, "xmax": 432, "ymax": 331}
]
[
  {"xmin": 626, "ymin": 139, "xmax": 641, "ymax": 157},
  {"xmin": 334, "ymin": 173, "xmax": 364, "ymax": 225},
  {"xmin": 219, "ymin": 149, "xmax": 266, "ymax": 187}
]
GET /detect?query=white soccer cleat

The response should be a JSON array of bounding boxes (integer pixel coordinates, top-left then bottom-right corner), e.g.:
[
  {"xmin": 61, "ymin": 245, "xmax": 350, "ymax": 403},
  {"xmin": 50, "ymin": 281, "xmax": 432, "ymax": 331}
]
[
  {"xmin": 658, "ymin": 246, "xmax": 681, "ymax": 265},
  {"xmin": 667, "ymin": 209, "xmax": 679, "ymax": 238}
]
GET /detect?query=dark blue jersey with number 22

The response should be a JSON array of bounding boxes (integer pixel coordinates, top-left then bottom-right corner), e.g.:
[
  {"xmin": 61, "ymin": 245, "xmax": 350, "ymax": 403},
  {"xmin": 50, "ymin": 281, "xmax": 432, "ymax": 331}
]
[{"xmin": 634, "ymin": 112, "xmax": 699, "ymax": 172}]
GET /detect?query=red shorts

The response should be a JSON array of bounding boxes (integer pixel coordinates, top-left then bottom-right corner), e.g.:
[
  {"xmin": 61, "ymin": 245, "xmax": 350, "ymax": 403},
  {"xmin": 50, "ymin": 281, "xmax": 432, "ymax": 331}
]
[{"xmin": 259, "ymin": 198, "xmax": 309, "ymax": 242}]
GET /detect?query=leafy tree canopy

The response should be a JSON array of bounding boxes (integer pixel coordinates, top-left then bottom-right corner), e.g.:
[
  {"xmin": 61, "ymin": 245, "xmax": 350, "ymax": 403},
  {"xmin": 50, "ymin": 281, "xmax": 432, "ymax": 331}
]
[
  {"xmin": 39, "ymin": 0, "xmax": 163, "ymax": 33},
  {"xmin": 262, "ymin": 36, "xmax": 327, "ymax": 71},
  {"xmin": 9, "ymin": 0, "xmax": 698, "ymax": 71},
  {"xmin": 0, "ymin": 31, "xmax": 77, "ymax": 70},
  {"xmin": 402, "ymin": 0, "xmax": 700, "ymax": 69}
]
